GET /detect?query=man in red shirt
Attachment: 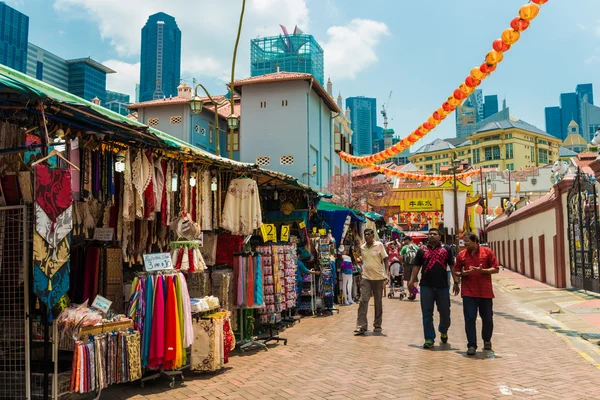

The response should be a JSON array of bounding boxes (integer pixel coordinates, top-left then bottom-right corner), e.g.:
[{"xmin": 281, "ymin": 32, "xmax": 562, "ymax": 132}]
[{"xmin": 454, "ymin": 232, "xmax": 499, "ymax": 356}]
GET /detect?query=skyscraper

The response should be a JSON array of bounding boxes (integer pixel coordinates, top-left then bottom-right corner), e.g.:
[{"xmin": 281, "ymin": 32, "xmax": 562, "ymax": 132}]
[
  {"xmin": 250, "ymin": 26, "xmax": 324, "ymax": 85},
  {"xmin": 544, "ymin": 106, "xmax": 562, "ymax": 140},
  {"xmin": 139, "ymin": 12, "xmax": 181, "ymax": 102},
  {"xmin": 576, "ymin": 83, "xmax": 594, "ymax": 125},
  {"xmin": 560, "ymin": 92, "xmax": 578, "ymax": 140},
  {"xmin": 456, "ymin": 90, "xmax": 485, "ymax": 138},
  {"xmin": 346, "ymin": 97, "xmax": 377, "ymax": 156},
  {"xmin": 483, "ymin": 95, "xmax": 499, "ymax": 119},
  {"xmin": 0, "ymin": 2, "xmax": 29, "ymax": 73}
]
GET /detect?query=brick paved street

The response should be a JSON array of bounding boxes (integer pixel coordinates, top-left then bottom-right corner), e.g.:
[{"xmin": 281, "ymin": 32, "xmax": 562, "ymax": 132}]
[{"xmin": 102, "ymin": 269, "xmax": 600, "ymax": 400}]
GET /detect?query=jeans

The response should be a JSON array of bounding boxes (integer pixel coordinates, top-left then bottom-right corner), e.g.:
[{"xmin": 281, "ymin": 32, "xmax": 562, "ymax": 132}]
[
  {"xmin": 356, "ymin": 279, "xmax": 384, "ymax": 330},
  {"xmin": 420, "ymin": 286, "xmax": 451, "ymax": 341},
  {"xmin": 463, "ymin": 296, "xmax": 494, "ymax": 349}
]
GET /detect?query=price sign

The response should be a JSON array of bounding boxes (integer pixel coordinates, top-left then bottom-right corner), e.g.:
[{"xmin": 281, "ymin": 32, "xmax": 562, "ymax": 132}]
[
  {"xmin": 143, "ymin": 253, "xmax": 173, "ymax": 272},
  {"xmin": 299, "ymin": 221, "xmax": 306, "ymax": 229},
  {"xmin": 318, "ymin": 229, "xmax": 327, "ymax": 236},
  {"xmin": 260, "ymin": 224, "xmax": 277, "ymax": 242},
  {"xmin": 280, "ymin": 225, "xmax": 290, "ymax": 242},
  {"xmin": 91, "ymin": 295, "xmax": 112, "ymax": 314},
  {"xmin": 93, "ymin": 228, "xmax": 114, "ymax": 241}
]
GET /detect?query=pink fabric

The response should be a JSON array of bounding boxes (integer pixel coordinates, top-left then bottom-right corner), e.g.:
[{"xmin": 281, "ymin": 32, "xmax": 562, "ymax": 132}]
[{"xmin": 148, "ymin": 275, "xmax": 165, "ymax": 370}]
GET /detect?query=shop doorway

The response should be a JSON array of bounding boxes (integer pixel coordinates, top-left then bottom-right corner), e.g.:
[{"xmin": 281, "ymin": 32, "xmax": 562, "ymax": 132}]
[{"xmin": 567, "ymin": 170, "xmax": 600, "ymax": 293}]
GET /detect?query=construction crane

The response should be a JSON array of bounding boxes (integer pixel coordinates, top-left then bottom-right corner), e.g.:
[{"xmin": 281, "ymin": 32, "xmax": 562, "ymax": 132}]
[{"xmin": 381, "ymin": 91, "xmax": 393, "ymax": 130}]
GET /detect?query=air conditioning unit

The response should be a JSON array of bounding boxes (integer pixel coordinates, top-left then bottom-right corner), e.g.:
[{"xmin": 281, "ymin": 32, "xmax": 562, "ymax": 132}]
[{"xmin": 531, "ymin": 178, "xmax": 537, "ymax": 185}]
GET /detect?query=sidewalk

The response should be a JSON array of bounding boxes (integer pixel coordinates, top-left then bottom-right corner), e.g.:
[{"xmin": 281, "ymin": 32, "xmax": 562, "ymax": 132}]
[{"xmin": 100, "ymin": 268, "xmax": 600, "ymax": 399}]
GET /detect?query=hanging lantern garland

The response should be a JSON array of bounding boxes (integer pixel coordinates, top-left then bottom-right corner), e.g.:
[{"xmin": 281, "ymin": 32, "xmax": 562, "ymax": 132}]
[
  {"xmin": 337, "ymin": 1, "xmax": 548, "ymax": 167},
  {"xmin": 370, "ymin": 164, "xmax": 481, "ymax": 182}
]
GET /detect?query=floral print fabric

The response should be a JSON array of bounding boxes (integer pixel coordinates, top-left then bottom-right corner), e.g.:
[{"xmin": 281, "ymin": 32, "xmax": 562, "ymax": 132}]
[{"xmin": 221, "ymin": 178, "xmax": 262, "ymax": 236}]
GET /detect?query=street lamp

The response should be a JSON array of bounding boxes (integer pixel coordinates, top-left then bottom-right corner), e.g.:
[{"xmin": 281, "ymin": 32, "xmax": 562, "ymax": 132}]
[{"xmin": 189, "ymin": 0, "xmax": 245, "ymax": 159}]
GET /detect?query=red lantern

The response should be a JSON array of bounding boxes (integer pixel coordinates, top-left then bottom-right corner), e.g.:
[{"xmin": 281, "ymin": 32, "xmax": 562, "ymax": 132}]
[
  {"xmin": 465, "ymin": 76, "xmax": 481, "ymax": 88},
  {"xmin": 475, "ymin": 205, "xmax": 483, "ymax": 215},
  {"xmin": 510, "ymin": 17, "xmax": 530, "ymax": 32},
  {"xmin": 453, "ymin": 88, "xmax": 467, "ymax": 101},
  {"xmin": 434, "ymin": 212, "xmax": 440, "ymax": 216},
  {"xmin": 406, "ymin": 213, "xmax": 411, "ymax": 217},
  {"xmin": 423, "ymin": 121, "xmax": 434, "ymax": 130},
  {"xmin": 480, "ymin": 63, "xmax": 496, "ymax": 74},
  {"xmin": 442, "ymin": 102, "xmax": 455, "ymax": 112},
  {"xmin": 493, "ymin": 39, "xmax": 511, "ymax": 52},
  {"xmin": 413, "ymin": 218, "xmax": 419, "ymax": 223},
  {"xmin": 392, "ymin": 216, "xmax": 397, "ymax": 221},
  {"xmin": 532, "ymin": 0, "xmax": 548, "ymax": 3}
]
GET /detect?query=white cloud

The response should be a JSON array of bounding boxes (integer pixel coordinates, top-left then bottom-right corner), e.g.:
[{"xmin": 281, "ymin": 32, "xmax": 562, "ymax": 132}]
[
  {"xmin": 577, "ymin": 23, "xmax": 587, "ymax": 31},
  {"xmin": 321, "ymin": 19, "xmax": 390, "ymax": 81},
  {"xmin": 102, "ymin": 60, "xmax": 140, "ymax": 99},
  {"xmin": 53, "ymin": 0, "xmax": 309, "ymax": 84}
]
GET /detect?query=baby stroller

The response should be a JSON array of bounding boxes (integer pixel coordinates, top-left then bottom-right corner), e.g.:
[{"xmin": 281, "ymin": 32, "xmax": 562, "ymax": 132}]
[{"xmin": 387, "ymin": 261, "xmax": 406, "ymax": 300}]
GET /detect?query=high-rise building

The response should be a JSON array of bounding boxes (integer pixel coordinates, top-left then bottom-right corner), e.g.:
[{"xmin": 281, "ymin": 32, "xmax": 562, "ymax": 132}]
[
  {"xmin": 576, "ymin": 83, "xmax": 594, "ymax": 122},
  {"xmin": 346, "ymin": 97, "xmax": 377, "ymax": 156},
  {"xmin": 0, "ymin": 2, "xmax": 29, "ymax": 73},
  {"xmin": 105, "ymin": 90, "xmax": 131, "ymax": 116},
  {"xmin": 483, "ymin": 95, "xmax": 499, "ymax": 119},
  {"xmin": 373, "ymin": 126, "xmax": 384, "ymax": 152},
  {"xmin": 456, "ymin": 89, "xmax": 486, "ymax": 138},
  {"xmin": 67, "ymin": 58, "xmax": 115, "ymax": 104},
  {"xmin": 560, "ymin": 92, "xmax": 578, "ymax": 140},
  {"xmin": 544, "ymin": 106, "xmax": 562, "ymax": 140},
  {"xmin": 139, "ymin": 12, "xmax": 181, "ymax": 102},
  {"xmin": 545, "ymin": 83, "xmax": 595, "ymax": 141},
  {"xmin": 250, "ymin": 26, "xmax": 324, "ymax": 85},
  {"xmin": 26, "ymin": 44, "xmax": 115, "ymax": 102}
]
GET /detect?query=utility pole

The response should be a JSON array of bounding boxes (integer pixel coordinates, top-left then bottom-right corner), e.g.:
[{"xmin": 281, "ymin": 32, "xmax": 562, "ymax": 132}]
[{"xmin": 452, "ymin": 156, "xmax": 460, "ymax": 249}]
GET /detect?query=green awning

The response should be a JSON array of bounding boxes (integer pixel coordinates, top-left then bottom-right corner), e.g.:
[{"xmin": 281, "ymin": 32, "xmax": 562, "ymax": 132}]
[
  {"xmin": 317, "ymin": 201, "xmax": 365, "ymax": 222},
  {"xmin": 364, "ymin": 211, "xmax": 384, "ymax": 222}
]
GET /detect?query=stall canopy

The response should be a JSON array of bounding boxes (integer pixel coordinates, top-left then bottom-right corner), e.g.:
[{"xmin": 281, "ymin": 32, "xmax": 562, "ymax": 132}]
[
  {"xmin": 0, "ymin": 64, "xmax": 317, "ymax": 194},
  {"xmin": 317, "ymin": 201, "xmax": 365, "ymax": 245}
]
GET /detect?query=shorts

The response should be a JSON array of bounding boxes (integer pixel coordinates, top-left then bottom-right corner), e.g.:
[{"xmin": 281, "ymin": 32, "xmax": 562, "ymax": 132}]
[{"xmin": 403, "ymin": 264, "xmax": 418, "ymax": 282}]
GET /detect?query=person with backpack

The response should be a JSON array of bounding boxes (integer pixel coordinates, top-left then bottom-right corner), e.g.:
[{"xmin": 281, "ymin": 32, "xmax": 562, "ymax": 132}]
[
  {"xmin": 400, "ymin": 236, "xmax": 419, "ymax": 301},
  {"xmin": 408, "ymin": 228, "xmax": 460, "ymax": 349}
]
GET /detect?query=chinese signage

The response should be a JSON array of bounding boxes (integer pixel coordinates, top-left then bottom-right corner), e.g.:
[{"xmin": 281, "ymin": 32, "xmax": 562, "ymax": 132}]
[{"xmin": 406, "ymin": 198, "xmax": 436, "ymax": 211}]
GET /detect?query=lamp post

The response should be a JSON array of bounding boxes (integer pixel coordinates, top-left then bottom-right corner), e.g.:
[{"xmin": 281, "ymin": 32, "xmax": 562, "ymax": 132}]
[{"xmin": 189, "ymin": 0, "xmax": 244, "ymax": 158}]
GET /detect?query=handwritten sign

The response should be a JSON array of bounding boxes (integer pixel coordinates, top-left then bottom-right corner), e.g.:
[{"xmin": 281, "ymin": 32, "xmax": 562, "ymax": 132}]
[
  {"xmin": 143, "ymin": 253, "xmax": 173, "ymax": 272},
  {"xmin": 91, "ymin": 295, "xmax": 112, "ymax": 314},
  {"xmin": 299, "ymin": 221, "xmax": 306, "ymax": 229},
  {"xmin": 260, "ymin": 224, "xmax": 277, "ymax": 242},
  {"xmin": 280, "ymin": 225, "xmax": 290, "ymax": 242},
  {"xmin": 93, "ymin": 228, "xmax": 114, "ymax": 241}
]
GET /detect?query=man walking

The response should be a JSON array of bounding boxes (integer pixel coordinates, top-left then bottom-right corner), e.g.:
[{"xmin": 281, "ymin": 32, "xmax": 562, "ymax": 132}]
[
  {"xmin": 408, "ymin": 228, "xmax": 459, "ymax": 348},
  {"xmin": 400, "ymin": 236, "xmax": 419, "ymax": 300},
  {"xmin": 354, "ymin": 228, "xmax": 389, "ymax": 335},
  {"xmin": 454, "ymin": 232, "xmax": 499, "ymax": 355}
]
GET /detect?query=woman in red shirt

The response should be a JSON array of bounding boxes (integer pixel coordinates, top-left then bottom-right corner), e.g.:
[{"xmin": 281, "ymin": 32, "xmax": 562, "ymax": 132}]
[{"xmin": 454, "ymin": 232, "xmax": 499, "ymax": 356}]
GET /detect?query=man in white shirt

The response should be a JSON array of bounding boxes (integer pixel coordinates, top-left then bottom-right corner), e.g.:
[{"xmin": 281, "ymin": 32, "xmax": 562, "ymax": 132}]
[{"xmin": 354, "ymin": 228, "xmax": 389, "ymax": 335}]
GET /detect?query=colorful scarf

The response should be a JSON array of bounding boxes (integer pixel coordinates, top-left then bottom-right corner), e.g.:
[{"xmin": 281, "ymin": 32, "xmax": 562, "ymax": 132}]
[
  {"xmin": 175, "ymin": 276, "xmax": 185, "ymax": 367},
  {"xmin": 177, "ymin": 273, "xmax": 194, "ymax": 348},
  {"xmin": 148, "ymin": 275, "xmax": 165, "ymax": 370},
  {"xmin": 163, "ymin": 276, "xmax": 178, "ymax": 370},
  {"xmin": 142, "ymin": 275, "xmax": 153, "ymax": 369},
  {"xmin": 33, "ymin": 262, "xmax": 69, "ymax": 313},
  {"xmin": 254, "ymin": 254, "xmax": 263, "ymax": 306}
]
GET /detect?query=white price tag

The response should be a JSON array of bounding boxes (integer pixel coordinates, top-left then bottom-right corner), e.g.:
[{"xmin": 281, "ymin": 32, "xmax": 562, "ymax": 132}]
[{"xmin": 91, "ymin": 295, "xmax": 112, "ymax": 314}]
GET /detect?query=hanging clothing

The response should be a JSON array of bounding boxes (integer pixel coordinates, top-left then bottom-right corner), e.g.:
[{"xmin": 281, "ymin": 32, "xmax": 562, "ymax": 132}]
[{"xmin": 220, "ymin": 178, "xmax": 262, "ymax": 236}]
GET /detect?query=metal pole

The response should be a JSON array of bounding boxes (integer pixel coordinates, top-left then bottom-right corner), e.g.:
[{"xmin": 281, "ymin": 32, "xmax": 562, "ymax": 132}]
[
  {"xmin": 214, "ymin": 105, "xmax": 220, "ymax": 156},
  {"xmin": 453, "ymin": 159, "xmax": 459, "ymax": 248},
  {"xmin": 483, "ymin": 175, "xmax": 488, "ymax": 242}
]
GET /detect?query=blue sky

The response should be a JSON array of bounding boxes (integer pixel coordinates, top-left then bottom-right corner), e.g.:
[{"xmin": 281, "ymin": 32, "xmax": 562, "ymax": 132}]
[{"xmin": 7, "ymin": 0, "xmax": 600, "ymax": 149}]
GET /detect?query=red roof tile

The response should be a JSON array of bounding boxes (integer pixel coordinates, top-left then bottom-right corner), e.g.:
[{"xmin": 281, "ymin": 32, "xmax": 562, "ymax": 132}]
[{"xmin": 232, "ymin": 72, "xmax": 340, "ymax": 113}]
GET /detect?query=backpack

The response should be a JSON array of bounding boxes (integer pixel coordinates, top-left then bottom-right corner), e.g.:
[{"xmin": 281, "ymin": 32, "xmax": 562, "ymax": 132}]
[{"xmin": 405, "ymin": 245, "xmax": 418, "ymax": 265}]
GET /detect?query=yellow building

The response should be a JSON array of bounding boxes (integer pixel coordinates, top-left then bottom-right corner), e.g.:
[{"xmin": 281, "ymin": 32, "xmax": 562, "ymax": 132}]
[{"xmin": 409, "ymin": 117, "xmax": 562, "ymax": 173}]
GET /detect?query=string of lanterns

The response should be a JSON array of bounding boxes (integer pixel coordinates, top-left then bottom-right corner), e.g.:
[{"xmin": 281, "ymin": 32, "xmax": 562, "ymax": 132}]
[
  {"xmin": 370, "ymin": 164, "xmax": 481, "ymax": 182},
  {"xmin": 337, "ymin": 0, "xmax": 548, "ymax": 167}
]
